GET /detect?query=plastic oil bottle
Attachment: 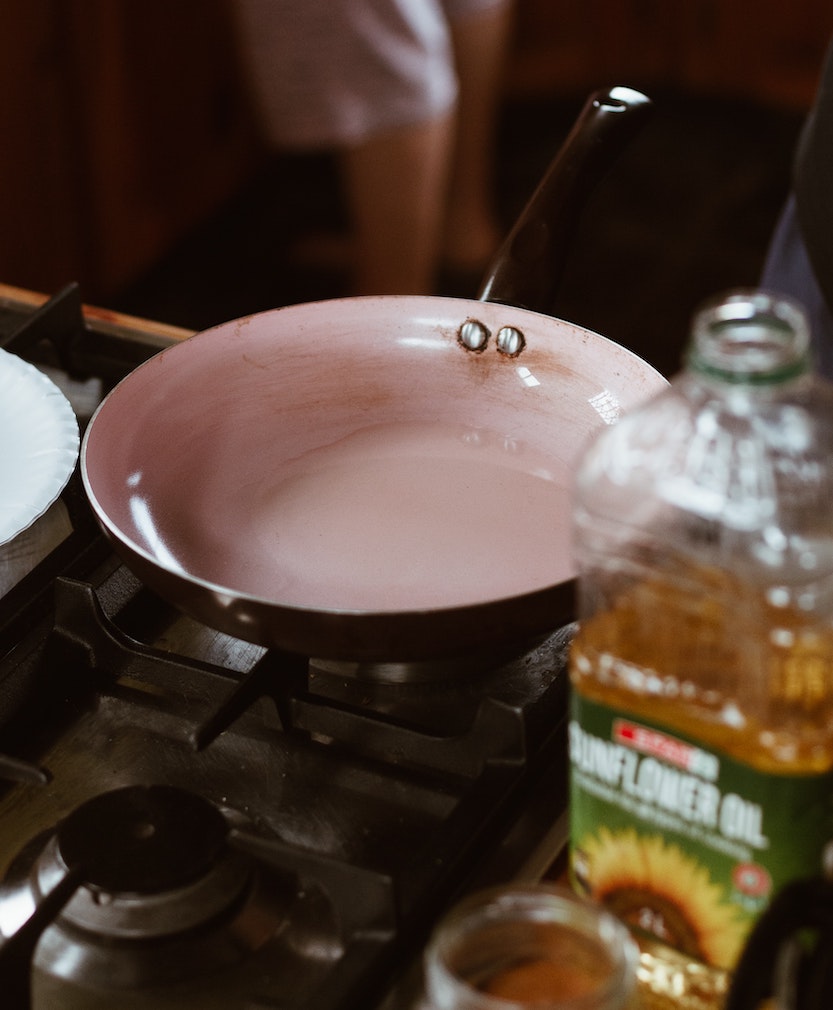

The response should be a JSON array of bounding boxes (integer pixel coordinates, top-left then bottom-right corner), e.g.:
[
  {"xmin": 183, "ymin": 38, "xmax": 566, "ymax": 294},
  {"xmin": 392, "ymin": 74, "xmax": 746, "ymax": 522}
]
[{"xmin": 567, "ymin": 290, "xmax": 833, "ymax": 1008}]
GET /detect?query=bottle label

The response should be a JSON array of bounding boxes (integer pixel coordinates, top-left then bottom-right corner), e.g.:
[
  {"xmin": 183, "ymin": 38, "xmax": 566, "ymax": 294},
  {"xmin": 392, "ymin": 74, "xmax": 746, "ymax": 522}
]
[{"xmin": 569, "ymin": 691, "xmax": 833, "ymax": 970}]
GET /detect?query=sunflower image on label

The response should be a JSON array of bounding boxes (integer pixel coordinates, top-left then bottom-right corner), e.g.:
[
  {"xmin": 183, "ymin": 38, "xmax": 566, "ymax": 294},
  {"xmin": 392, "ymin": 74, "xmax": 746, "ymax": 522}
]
[{"xmin": 568, "ymin": 692, "xmax": 833, "ymax": 970}]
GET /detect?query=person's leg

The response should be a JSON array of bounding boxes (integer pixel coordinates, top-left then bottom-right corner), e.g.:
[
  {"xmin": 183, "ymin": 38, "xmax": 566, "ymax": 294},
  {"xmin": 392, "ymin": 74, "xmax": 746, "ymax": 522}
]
[
  {"xmin": 442, "ymin": 0, "xmax": 514, "ymax": 273},
  {"xmin": 341, "ymin": 110, "xmax": 455, "ymax": 295},
  {"xmin": 341, "ymin": 0, "xmax": 514, "ymax": 296},
  {"xmin": 234, "ymin": 0, "xmax": 460, "ymax": 296}
]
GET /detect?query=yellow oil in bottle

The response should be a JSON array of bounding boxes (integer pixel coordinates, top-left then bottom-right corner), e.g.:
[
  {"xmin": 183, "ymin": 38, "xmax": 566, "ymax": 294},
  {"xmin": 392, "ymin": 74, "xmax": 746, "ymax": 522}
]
[
  {"xmin": 571, "ymin": 563, "xmax": 833, "ymax": 774},
  {"xmin": 568, "ymin": 562, "xmax": 833, "ymax": 1010}
]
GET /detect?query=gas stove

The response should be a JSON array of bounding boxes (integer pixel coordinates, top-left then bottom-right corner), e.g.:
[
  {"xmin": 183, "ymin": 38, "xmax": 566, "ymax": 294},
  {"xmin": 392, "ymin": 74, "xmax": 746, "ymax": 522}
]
[{"xmin": 0, "ymin": 284, "xmax": 570, "ymax": 1009}]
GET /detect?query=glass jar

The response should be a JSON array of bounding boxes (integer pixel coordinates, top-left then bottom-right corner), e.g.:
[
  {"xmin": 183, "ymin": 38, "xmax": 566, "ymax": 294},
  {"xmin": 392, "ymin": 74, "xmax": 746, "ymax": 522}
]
[{"xmin": 423, "ymin": 884, "xmax": 638, "ymax": 1009}]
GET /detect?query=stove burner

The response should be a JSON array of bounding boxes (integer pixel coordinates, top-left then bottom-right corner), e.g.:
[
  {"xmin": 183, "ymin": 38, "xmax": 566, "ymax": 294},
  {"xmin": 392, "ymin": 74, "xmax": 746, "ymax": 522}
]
[
  {"xmin": 16, "ymin": 789, "xmax": 337, "ymax": 1003},
  {"xmin": 58, "ymin": 785, "xmax": 227, "ymax": 894},
  {"xmin": 33, "ymin": 786, "xmax": 254, "ymax": 942}
]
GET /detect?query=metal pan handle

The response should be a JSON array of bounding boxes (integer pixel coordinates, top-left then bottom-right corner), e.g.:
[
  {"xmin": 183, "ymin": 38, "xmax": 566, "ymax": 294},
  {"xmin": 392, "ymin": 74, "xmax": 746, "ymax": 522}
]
[{"xmin": 477, "ymin": 86, "xmax": 653, "ymax": 315}]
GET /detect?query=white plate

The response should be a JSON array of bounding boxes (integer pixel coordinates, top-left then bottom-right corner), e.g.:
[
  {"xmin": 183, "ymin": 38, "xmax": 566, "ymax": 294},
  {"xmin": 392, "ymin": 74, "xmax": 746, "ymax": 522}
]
[{"xmin": 0, "ymin": 348, "xmax": 80, "ymax": 545}]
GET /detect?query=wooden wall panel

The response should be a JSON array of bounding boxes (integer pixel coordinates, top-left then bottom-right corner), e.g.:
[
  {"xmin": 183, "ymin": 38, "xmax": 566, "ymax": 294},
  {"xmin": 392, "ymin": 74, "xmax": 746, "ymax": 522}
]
[
  {"xmin": 0, "ymin": 4, "xmax": 88, "ymax": 293},
  {"xmin": 0, "ymin": 1, "xmax": 259, "ymax": 300},
  {"xmin": 509, "ymin": 0, "xmax": 833, "ymax": 111}
]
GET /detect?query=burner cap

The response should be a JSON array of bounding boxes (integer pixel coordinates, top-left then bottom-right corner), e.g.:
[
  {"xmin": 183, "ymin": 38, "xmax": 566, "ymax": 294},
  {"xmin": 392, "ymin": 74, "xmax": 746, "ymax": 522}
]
[{"xmin": 58, "ymin": 785, "xmax": 228, "ymax": 894}]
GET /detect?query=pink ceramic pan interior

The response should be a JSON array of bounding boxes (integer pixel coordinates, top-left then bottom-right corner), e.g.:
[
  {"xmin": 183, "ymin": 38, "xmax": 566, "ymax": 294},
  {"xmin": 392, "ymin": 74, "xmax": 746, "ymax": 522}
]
[{"xmin": 81, "ymin": 295, "xmax": 665, "ymax": 660}]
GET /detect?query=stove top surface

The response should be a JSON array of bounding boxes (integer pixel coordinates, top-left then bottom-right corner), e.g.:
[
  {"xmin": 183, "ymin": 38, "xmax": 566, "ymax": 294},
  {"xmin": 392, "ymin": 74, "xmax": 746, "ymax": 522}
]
[{"xmin": 0, "ymin": 285, "xmax": 570, "ymax": 1009}]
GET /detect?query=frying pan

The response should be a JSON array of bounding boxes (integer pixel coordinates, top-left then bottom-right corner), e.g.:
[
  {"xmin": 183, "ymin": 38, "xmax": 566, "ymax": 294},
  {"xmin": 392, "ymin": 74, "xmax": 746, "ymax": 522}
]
[{"xmin": 81, "ymin": 87, "xmax": 667, "ymax": 664}]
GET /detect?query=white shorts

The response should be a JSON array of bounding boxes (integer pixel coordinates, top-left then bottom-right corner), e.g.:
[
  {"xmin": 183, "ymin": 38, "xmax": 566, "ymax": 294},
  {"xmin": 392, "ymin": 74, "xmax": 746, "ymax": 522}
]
[{"xmin": 233, "ymin": 0, "xmax": 508, "ymax": 148}]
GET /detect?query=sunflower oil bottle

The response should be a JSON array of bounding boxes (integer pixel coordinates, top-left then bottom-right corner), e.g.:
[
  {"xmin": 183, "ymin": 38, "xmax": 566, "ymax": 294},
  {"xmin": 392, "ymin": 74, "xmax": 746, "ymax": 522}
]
[{"xmin": 567, "ymin": 290, "xmax": 833, "ymax": 1008}]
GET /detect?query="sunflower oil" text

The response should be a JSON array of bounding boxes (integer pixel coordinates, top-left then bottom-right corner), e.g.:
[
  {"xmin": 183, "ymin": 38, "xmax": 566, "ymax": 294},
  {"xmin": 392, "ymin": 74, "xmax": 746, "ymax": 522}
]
[{"xmin": 569, "ymin": 720, "xmax": 769, "ymax": 849}]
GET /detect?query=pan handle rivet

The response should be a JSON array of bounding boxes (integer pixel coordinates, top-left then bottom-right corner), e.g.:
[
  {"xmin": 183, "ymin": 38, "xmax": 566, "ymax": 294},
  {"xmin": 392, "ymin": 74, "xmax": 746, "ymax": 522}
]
[
  {"xmin": 458, "ymin": 319, "xmax": 490, "ymax": 352},
  {"xmin": 496, "ymin": 326, "xmax": 525, "ymax": 357}
]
